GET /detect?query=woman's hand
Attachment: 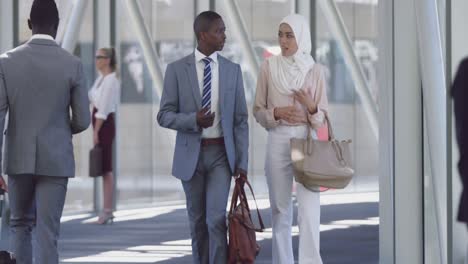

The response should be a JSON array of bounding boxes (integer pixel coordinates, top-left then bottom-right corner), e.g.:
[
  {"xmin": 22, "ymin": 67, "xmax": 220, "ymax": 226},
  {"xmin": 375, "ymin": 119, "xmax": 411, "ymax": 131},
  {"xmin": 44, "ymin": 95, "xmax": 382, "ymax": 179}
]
[
  {"xmin": 93, "ymin": 118, "xmax": 104, "ymax": 146},
  {"xmin": 294, "ymin": 89, "xmax": 317, "ymax": 114},
  {"xmin": 93, "ymin": 130, "xmax": 100, "ymax": 146},
  {"xmin": 274, "ymin": 106, "xmax": 303, "ymax": 123}
]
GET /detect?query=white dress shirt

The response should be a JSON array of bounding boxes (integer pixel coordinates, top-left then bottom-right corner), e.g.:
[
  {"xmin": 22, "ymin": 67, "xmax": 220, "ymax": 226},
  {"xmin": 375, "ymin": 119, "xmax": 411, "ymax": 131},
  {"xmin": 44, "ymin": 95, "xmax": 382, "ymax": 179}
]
[
  {"xmin": 194, "ymin": 49, "xmax": 223, "ymax": 138},
  {"xmin": 89, "ymin": 72, "xmax": 120, "ymax": 120},
  {"xmin": 29, "ymin": 34, "xmax": 56, "ymax": 42}
]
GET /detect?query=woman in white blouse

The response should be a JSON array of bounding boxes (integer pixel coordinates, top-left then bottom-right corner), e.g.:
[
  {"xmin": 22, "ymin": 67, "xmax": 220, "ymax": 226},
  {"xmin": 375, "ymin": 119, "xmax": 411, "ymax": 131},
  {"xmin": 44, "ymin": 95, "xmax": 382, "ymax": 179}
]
[
  {"xmin": 89, "ymin": 47, "xmax": 120, "ymax": 224},
  {"xmin": 253, "ymin": 14, "xmax": 329, "ymax": 263}
]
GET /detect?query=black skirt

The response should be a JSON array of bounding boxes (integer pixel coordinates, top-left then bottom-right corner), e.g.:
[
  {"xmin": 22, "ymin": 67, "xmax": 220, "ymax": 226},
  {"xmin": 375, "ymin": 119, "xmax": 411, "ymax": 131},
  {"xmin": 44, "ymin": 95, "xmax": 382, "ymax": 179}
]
[{"xmin": 92, "ymin": 108, "xmax": 115, "ymax": 174}]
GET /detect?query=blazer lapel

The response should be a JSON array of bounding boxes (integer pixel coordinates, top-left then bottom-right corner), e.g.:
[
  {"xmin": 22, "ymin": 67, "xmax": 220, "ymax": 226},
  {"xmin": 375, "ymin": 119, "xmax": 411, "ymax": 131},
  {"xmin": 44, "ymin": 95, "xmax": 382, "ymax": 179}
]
[{"xmin": 185, "ymin": 54, "xmax": 201, "ymax": 109}]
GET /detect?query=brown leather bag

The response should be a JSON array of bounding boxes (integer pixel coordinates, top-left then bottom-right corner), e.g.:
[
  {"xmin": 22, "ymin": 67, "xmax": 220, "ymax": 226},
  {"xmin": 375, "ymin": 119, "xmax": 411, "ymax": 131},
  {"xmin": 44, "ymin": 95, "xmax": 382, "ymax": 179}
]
[{"xmin": 228, "ymin": 178, "xmax": 265, "ymax": 264}]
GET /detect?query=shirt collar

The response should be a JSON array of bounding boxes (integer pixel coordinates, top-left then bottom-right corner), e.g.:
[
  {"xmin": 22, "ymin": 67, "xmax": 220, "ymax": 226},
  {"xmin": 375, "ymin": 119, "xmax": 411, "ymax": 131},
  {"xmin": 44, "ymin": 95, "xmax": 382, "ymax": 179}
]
[
  {"xmin": 194, "ymin": 48, "xmax": 218, "ymax": 64},
  {"xmin": 30, "ymin": 34, "xmax": 56, "ymax": 42}
]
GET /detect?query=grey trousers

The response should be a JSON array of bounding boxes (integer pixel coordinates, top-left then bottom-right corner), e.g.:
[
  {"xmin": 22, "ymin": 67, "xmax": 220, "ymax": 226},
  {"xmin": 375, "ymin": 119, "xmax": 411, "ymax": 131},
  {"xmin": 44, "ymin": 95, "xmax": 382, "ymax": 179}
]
[
  {"xmin": 8, "ymin": 174, "xmax": 68, "ymax": 264},
  {"xmin": 182, "ymin": 144, "xmax": 232, "ymax": 264}
]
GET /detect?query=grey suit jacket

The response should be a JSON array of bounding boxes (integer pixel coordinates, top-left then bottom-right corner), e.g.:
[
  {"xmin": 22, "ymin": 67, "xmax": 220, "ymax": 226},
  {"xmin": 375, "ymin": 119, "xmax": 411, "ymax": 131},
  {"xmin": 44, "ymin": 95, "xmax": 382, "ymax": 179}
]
[
  {"xmin": 157, "ymin": 53, "xmax": 249, "ymax": 181},
  {"xmin": 0, "ymin": 38, "xmax": 90, "ymax": 177}
]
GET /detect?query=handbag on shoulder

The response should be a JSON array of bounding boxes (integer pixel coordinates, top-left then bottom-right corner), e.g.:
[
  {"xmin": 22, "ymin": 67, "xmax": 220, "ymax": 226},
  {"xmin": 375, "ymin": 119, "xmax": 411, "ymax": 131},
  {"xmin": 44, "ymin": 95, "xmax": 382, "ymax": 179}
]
[
  {"xmin": 89, "ymin": 146, "xmax": 103, "ymax": 177},
  {"xmin": 228, "ymin": 178, "xmax": 265, "ymax": 264},
  {"xmin": 290, "ymin": 113, "xmax": 354, "ymax": 191}
]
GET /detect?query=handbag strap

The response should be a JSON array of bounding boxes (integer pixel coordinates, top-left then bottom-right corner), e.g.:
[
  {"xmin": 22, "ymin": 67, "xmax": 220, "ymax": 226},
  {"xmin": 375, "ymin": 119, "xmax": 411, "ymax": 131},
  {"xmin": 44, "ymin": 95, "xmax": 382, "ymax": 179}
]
[
  {"xmin": 231, "ymin": 178, "xmax": 265, "ymax": 232},
  {"xmin": 305, "ymin": 112, "xmax": 346, "ymax": 163},
  {"xmin": 324, "ymin": 113, "xmax": 336, "ymax": 140},
  {"xmin": 242, "ymin": 179, "xmax": 265, "ymax": 231},
  {"xmin": 229, "ymin": 180, "xmax": 240, "ymax": 214},
  {"xmin": 307, "ymin": 111, "xmax": 335, "ymax": 141},
  {"xmin": 303, "ymin": 111, "xmax": 336, "ymax": 192},
  {"xmin": 229, "ymin": 179, "xmax": 249, "ymax": 219}
]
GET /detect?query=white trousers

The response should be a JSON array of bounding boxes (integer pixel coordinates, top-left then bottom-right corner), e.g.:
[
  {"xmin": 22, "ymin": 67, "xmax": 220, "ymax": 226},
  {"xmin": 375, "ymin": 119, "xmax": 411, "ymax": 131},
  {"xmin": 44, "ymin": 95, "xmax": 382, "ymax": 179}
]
[{"xmin": 265, "ymin": 125, "xmax": 323, "ymax": 264}]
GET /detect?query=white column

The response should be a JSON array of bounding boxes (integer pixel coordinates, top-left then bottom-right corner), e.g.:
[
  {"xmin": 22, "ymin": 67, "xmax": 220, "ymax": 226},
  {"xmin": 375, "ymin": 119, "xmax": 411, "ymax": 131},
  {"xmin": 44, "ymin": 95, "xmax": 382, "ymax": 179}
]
[
  {"xmin": 296, "ymin": 0, "xmax": 311, "ymax": 19},
  {"xmin": 379, "ymin": 0, "xmax": 424, "ymax": 263},
  {"xmin": 0, "ymin": 0, "xmax": 14, "ymax": 53},
  {"xmin": 91, "ymin": 0, "xmax": 112, "ymax": 214},
  {"xmin": 196, "ymin": 0, "xmax": 210, "ymax": 14},
  {"xmin": 96, "ymin": 0, "xmax": 111, "ymax": 48},
  {"xmin": 415, "ymin": 0, "xmax": 448, "ymax": 263},
  {"xmin": 378, "ymin": 0, "xmax": 395, "ymax": 262},
  {"xmin": 318, "ymin": 0, "xmax": 379, "ymax": 140},
  {"xmin": 55, "ymin": 1, "xmax": 74, "ymax": 45},
  {"xmin": 0, "ymin": 0, "xmax": 13, "ymax": 245},
  {"xmin": 62, "ymin": 0, "xmax": 88, "ymax": 53},
  {"xmin": 394, "ymin": 0, "xmax": 424, "ymax": 261},
  {"xmin": 451, "ymin": 0, "xmax": 468, "ymax": 262}
]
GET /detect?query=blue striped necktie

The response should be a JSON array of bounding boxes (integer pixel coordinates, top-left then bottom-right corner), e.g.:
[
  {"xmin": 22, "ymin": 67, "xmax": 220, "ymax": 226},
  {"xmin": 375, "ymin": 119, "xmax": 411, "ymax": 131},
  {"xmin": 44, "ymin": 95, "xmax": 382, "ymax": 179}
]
[{"xmin": 202, "ymin": 57, "xmax": 212, "ymax": 114}]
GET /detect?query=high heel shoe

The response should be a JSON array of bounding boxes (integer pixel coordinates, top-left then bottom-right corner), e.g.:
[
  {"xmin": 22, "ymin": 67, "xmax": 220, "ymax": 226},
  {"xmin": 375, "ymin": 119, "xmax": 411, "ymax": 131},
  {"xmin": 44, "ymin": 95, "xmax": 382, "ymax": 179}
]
[{"xmin": 95, "ymin": 211, "xmax": 115, "ymax": 225}]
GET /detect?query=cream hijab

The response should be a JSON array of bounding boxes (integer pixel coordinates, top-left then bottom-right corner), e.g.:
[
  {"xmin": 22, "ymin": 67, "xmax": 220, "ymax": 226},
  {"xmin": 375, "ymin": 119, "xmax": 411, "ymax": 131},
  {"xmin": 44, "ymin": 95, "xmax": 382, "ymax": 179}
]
[{"xmin": 268, "ymin": 14, "xmax": 315, "ymax": 95}]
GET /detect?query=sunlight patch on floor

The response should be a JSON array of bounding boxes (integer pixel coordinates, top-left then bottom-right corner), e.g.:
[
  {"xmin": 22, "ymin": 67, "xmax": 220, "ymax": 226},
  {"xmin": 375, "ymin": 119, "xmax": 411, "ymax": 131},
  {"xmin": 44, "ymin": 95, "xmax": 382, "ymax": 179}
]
[
  {"xmin": 61, "ymin": 193, "xmax": 378, "ymax": 263},
  {"xmin": 79, "ymin": 205, "xmax": 186, "ymax": 224}
]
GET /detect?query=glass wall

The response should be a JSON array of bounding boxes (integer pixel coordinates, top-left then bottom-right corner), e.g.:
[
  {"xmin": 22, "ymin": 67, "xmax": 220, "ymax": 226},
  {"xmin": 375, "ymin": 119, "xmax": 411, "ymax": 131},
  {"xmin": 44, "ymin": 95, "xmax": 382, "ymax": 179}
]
[
  {"xmin": 111, "ymin": 0, "xmax": 381, "ymax": 211},
  {"xmin": 7, "ymin": 0, "xmax": 468, "ymax": 262},
  {"xmin": 12, "ymin": 0, "xmax": 380, "ymax": 211},
  {"xmin": 150, "ymin": 0, "xmax": 195, "ymax": 203},
  {"xmin": 318, "ymin": 0, "xmax": 379, "ymax": 192},
  {"xmin": 68, "ymin": 1, "xmax": 95, "ymax": 213},
  {"xmin": 116, "ymin": 0, "xmax": 195, "ymax": 207},
  {"xmin": 423, "ymin": 0, "xmax": 449, "ymax": 262}
]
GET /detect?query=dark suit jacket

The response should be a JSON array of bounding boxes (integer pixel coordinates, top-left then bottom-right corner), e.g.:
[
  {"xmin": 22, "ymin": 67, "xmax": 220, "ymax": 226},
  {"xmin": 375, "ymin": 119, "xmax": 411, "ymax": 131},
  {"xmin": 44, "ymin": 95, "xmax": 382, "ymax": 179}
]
[{"xmin": 453, "ymin": 57, "xmax": 468, "ymax": 223}]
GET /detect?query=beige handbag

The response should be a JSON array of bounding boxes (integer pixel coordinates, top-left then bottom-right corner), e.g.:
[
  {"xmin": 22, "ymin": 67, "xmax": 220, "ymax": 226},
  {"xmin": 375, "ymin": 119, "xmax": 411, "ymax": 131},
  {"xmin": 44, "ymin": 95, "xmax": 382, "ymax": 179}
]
[{"xmin": 290, "ymin": 114, "xmax": 354, "ymax": 191}]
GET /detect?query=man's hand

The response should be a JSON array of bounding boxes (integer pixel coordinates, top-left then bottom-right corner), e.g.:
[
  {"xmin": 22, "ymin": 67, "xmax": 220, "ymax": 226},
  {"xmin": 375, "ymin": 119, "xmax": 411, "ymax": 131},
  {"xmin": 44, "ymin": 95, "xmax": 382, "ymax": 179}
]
[
  {"xmin": 234, "ymin": 168, "xmax": 247, "ymax": 182},
  {"xmin": 0, "ymin": 176, "xmax": 8, "ymax": 193},
  {"xmin": 196, "ymin": 107, "xmax": 215, "ymax": 128}
]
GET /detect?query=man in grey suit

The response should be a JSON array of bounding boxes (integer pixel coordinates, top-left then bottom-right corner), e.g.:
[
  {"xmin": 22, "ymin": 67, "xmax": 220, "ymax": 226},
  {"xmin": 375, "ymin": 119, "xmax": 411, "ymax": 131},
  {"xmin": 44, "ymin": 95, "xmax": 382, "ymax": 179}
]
[
  {"xmin": 157, "ymin": 11, "xmax": 249, "ymax": 264},
  {"xmin": 0, "ymin": 0, "xmax": 90, "ymax": 263}
]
